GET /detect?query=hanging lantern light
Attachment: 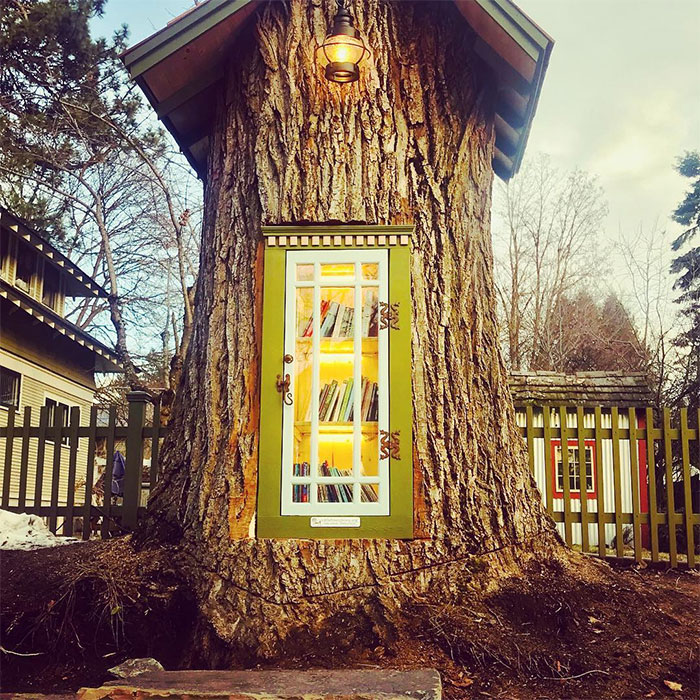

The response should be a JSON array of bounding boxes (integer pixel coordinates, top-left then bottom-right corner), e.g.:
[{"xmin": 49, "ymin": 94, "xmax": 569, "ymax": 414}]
[{"xmin": 319, "ymin": 0, "xmax": 368, "ymax": 84}]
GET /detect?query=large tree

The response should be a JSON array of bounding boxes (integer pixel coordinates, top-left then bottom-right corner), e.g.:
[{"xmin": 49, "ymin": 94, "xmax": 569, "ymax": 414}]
[
  {"xmin": 493, "ymin": 154, "xmax": 608, "ymax": 371},
  {"xmin": 146, "ymin": 0, "xmax": 571, "ymax": 662}
]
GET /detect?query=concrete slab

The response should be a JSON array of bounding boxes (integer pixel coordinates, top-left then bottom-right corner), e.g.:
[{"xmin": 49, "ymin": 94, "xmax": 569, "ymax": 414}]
[{"xmin": 78, "ymin": 669, "xmax": 442, "ymax": 700}]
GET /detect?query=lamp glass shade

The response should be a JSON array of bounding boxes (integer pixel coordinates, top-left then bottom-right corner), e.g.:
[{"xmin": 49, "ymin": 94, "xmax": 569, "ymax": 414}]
[{"xmin": 322, "ymin": 33, "xmax": 366, "ymax": 66}]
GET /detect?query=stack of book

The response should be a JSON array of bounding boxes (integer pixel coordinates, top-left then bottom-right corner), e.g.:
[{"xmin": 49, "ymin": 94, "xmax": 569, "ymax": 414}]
[
  {"xmin": 292, "ymin": 462, "xmax": 310, "ymax": 476},
  {"xmin": 298, "ymin": 292, "xmax": 379, "ymax": 338},
  {"xmin": 360, "ymin": 484, "xmax": 379, "ymax": 503},
  {"xmin": 292, "ymin": 462, "xmax": 311, "ymax": 502},
  {"xmin": 306, "ymin": 377, "xmax": 378, "ymax": 422},
  {"xmin": 318, "ymin": 462, "xmax": 353, "ymax": 502},
  {"xmin": 292, "ymin": 484, "xmax": 309, "ymax": 502}
]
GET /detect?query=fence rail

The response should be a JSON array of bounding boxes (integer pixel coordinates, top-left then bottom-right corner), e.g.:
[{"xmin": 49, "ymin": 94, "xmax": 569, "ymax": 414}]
[
  {"xmin": 1, "ymin": 397, "xmax": 698, "ymax": 569},
  {"xmin": 0, "ymin": 391, "xmax": 167, "ymax": 539},
  {"xmin": 516, "ymin": 404, "xmax": 699, "ymax": 568}
]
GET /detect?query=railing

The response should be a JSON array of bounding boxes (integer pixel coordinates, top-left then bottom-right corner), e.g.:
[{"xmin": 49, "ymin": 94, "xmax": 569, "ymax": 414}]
[
  {"xmin": 0, "ymin": 391, "xmax": 167, "ymax": 539},
  {"xmin": 516, "ymin": 404, "xmax": 700, "ymax": 568}
]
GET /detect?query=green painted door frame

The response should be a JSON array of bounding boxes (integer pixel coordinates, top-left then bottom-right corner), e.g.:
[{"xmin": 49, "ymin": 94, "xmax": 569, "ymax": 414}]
[{"xmin": 257, "ymin": 241, "xmax": 413, "ymax": 539}]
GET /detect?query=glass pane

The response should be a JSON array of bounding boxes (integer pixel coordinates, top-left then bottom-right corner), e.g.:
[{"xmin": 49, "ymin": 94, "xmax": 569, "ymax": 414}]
[
  {"xmin": 362, "ymin": 287, "xmax": 379, "ymax": 338},
  {"xmin": 318, "ymin": 287, "xmax": 355, "ymax": 483},
  {"xmin": 318, "ymin": 483, "xmax": 354, "ymax": 503},
  {"xmin": 321, "ymin": 263, "xmax": 354, "ymax": 280},
  {"xmin": 294, "ymin": 288, "xmax": 313, "ymax": 468},
  {"xmin": 361, "ymin": 483, "xmax": 379, "ymax": 503},
  {"xmin": 362, "ymin": 263, "xmax": 378, "ymax": 280},
  {"xmin": 359, "ymin": 288, "xmax": 379, "ymax": 476},
  {"xmin": 296, "ymin": 263, "xmax": 314, "ymax": 281},
  {"xmin": 292, "ymin": 484, "xmax": 310, "ymax": 503}
]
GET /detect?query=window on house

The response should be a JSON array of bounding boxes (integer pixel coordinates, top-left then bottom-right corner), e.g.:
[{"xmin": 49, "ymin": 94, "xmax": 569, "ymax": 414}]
[
  {"xmin": 555, "ymin": 442, "xmax": 594, "ymax": 494},
  {"xmin": 45, "ymin": 397, "xmax": 76, "ymax": 445},
  {"xmin": 15, "ymin": 241, "xmax": 36, "ymax": 293},
  {"xmin": 42, "ymin": 263, "xmax": 60, "ymax": 310},
  {"xmin": 0, "ymin": 367, "xmax": 21, "ymax": 409}
]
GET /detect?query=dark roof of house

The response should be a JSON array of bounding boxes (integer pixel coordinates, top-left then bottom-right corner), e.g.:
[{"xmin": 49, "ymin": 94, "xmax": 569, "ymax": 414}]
[
  {"xmin": 0, "ymin": 278, "xmax": 123, "ymax": 373},
  {"xmin": 121, "ymin": 0, "xmax": 554, "ymax": 181},
  {"xmin": 0, "ymin": 207, "xmax": 108, "ymax": 299},
  {"xmin": 509, "ymin": 371, "xmax": 654, "ymax": 407}
]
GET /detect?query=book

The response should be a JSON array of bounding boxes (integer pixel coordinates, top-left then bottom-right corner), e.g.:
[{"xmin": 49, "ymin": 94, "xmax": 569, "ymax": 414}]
[
  {"xmin": 339, "ymin": 378, "xmax": 354, "ymax": 421},
  {"xmin": 320, "ymin": 302, "xmax": 340, "ymax": 337},
  {"xmin": 319, "ymin": 380, "xmax": 337, "ymax": 420},
  {"xmin": 301, "ymin": 300, "xmax": 329, "ymax": 337},
  {"xmin": 331, "ymin": 304, "xmax": 346, "ymax": 337},
  {"xmin": 361, "ymin": 484, "xmax": 379, "ymax": 502}
]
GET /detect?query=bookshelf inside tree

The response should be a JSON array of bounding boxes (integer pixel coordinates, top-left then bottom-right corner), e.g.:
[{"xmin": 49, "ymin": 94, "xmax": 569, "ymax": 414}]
[
  {"xmin": 258, "ymin": 229, "xmax": 413, "ymax": 538},
  {"xmin": 284, "ymin": 251, "xmax": 387, "ymax": 515}
]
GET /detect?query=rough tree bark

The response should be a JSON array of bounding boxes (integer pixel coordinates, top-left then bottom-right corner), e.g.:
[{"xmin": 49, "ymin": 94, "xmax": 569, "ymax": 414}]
[{"xmin": 147, "ymin": 0, "xmax": 570, "ymax": 664}]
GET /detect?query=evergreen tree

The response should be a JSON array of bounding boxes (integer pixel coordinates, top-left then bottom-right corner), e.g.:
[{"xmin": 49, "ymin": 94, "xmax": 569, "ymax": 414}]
[
  {"xmin": 0, "ymin": 0, "xmax": 199, "ymax": 388},
  {"xmin": 670, "ymin": 151, "xmax": 699, "ymax": 411}
]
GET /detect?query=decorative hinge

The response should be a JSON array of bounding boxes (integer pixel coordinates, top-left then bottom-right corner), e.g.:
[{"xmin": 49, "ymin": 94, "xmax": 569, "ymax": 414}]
[
  {"xmin": 379, "ymin": 429, "xmax": 401, "ymax": 460},
  {"xmin": 379, "ymin": 301, "xmax": 400, "ymax": 331}
]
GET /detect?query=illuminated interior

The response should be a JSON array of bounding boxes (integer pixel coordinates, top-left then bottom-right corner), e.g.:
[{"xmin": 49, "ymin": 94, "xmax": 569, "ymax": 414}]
[{"xmin": 291, "ymin": 262, "xmax": 380, "ymax": 505}]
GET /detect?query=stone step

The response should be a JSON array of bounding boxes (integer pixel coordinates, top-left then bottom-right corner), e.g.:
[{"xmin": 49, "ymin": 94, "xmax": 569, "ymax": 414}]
[{"xmin": 78, "ymin": 669, "xmax": 442, "ymax": 700}]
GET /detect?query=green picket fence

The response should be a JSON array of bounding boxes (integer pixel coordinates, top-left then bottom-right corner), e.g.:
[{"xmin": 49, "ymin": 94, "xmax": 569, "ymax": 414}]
[
  {"xmin": 516, "ymin": 404, "xmax": 699, "ymax": 568},
  {"xmin": 0, "ymin": 392, "xmax": 166, "ymax": 539}
]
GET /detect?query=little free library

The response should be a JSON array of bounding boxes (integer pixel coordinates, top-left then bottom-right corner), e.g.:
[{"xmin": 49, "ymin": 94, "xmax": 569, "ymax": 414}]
[{"xmin": 121, "ymin": 0, "xmax": 553, "ymax": 546}]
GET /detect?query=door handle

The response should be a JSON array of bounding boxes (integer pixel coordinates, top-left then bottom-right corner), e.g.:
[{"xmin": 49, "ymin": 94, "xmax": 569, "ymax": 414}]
[{"xmin": 276, "ymin": 354, "xmax": 294, "ymax": 406}]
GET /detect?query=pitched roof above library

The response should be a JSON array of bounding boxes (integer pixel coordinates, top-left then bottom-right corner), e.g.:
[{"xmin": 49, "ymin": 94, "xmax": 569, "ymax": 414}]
[
  {"xmin": 121, "ymin": 0, "xmax": 553, "ymax": 181},
  {"xmin": 509, "ymin": 372, "xmax": 654, "ymax": 408}
]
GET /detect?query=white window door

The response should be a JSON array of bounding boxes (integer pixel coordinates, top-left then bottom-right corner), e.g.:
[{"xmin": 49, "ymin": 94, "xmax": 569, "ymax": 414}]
[{"xmin": 281, "ymin": 249, "xmax": 389, "ymax": 516}]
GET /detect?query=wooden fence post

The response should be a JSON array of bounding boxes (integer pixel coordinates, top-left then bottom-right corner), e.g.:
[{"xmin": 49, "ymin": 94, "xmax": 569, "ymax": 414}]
[{"xmin": 123, "ymin": 391, "xmax": 151, "ymax": 530}]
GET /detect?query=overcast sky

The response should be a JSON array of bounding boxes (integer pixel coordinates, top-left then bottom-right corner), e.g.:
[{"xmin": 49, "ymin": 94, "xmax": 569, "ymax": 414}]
[{"xmin": 95, "ymin": 0, "xmax": 700, "ymax": 250}]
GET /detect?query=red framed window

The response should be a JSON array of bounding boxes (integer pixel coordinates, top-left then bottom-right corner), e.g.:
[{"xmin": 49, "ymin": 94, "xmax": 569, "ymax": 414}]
[{"xmin": 551, "ymin": 439, "xmax": 597, "ymax": 499}]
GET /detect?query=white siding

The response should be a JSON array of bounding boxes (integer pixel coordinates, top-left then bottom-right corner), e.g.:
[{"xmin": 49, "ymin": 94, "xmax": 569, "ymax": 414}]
[
  {"xmin": 516, "ymin": 407, "xmax": 646, "ymax": 547},
  {"xmin": 0, "ymin": 350, "xmax": 95, "ymax": 509}
]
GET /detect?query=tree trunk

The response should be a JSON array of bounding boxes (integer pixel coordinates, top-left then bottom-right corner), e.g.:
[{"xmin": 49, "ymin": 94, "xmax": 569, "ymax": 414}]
[{"xmin": 147, "ymin": 0, "xmax": 566, "ymax": 664}]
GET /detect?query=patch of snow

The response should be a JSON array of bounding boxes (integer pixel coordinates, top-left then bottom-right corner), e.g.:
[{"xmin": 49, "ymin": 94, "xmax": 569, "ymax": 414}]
[{"xmin": 0, "ymin": 509, "xmax": 80, "ymax": 550}]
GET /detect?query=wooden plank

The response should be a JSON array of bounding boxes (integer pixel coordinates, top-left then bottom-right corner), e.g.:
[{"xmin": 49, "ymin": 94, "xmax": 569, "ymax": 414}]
[
  {"xmin": 18, "ymin": 407, "xmax": 31, "ymax": 509},
  {"xmin": 101, "ymin": 406, "xmax": 117, "ymax": 539},
  {"xmin": 123, "ymin": 392, "xmax": 149, "ymax": 529},
  {"xmin": 1, "ymin": 407, "xmax": 15, "ymax": 508},
  {"xmin": 559, "ymin": 406, "xmax": 572, "ymax": 545},
  {"xmin": 542, "ymin": 407, "xmax": 553, "ymax": 516},
  {"xmin": 611, "ymin": 407, "xmax": 624, "ymax": 557},
  {"xmin": 577, "ymin": 406, "xmax": 589, "ymax": 553},
  {"xmin": 151, "ymin": 399, "xmax": 162, "ymax": 487},
  {"xmin": 595, "ymin": 407, "xmax": 606, "ymax": 558},
  {"xmin": 64, "ymin": 406, "xmax": 80, "ymax": 537},
  {"xmin": 663, "ymin": 407, "xmax": 677, "ymax": 567},
  {"xmin": 33, "ymin": 406, "xmax": 49, "ymax": 508},
  {"xmin": 628, "ymin": 408, "xmax": 642, "ymax": 564},
  {"xmin": 646, "ymin": 407, "xmax": 659, "ymax": 562},
  {"xmin": 525, "ymin": 405, "xmax": 535, "ymax": 476},
  {"xmin": 82, "ymin": 407, "xmax": 98, "ymax": 541},
  {"xmin": 679, "ymin": 408, "xmax": 695, "ymax": 568},
  {"xmin": 48, "ymin": 409, "xmax": 63, "ymax": 533}
]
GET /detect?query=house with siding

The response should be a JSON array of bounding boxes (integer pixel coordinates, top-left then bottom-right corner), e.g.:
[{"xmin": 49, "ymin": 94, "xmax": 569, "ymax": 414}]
[
  {"xmin": 510, "ymin": 371, "xmax": 654, "ymax": 549},
  {"xmin": 0, "ymin": 207, "xmax": 122, "ymax": 508}
]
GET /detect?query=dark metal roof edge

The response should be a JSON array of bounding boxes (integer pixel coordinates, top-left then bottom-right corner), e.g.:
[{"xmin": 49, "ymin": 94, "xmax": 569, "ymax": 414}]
[
  {"xmin": 508, "ymin": 37, "xmax": 553, "ymax": 177},
  {"xmin": 122, "ymin": 0, "xmax": 255, "ymax": 78},
  {"xmin": 0, "ymin": 279, "xmax": 124, "ymax": 372},
  {"xmin": 0, "ymin": 207, "xmax": 109, "ymax": 298}
]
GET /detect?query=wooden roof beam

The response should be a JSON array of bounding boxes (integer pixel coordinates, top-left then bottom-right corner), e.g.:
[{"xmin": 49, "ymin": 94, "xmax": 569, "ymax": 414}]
[{"xmin": 156, "ymin": 68, "xmax": 223, "ymax": 118}]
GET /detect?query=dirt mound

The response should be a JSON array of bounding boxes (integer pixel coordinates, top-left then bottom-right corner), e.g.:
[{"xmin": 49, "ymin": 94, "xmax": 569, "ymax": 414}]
[
  {"xmin": 0, "ymin": 536, "xmax": 196, "ymax": 693},
  {"xmin": 1, "ymin": 538, "xmax": 698, "ymax": 699}
]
